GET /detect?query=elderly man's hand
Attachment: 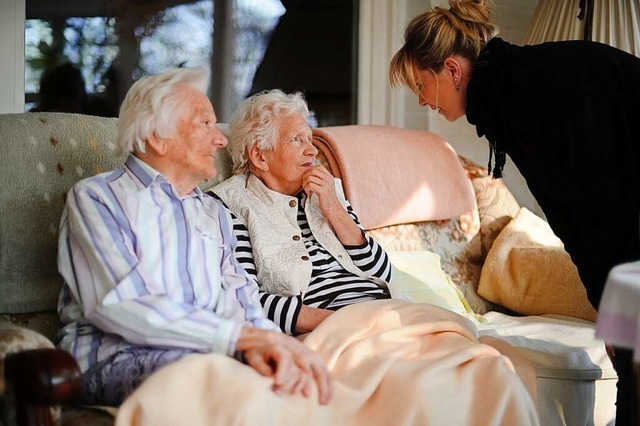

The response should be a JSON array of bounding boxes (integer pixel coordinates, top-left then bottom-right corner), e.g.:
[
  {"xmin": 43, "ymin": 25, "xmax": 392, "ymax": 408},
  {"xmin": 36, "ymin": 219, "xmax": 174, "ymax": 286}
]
[
  {"xmin": 236, "ymin": 326, "xmax": 333, "ymax": 405},
  {"xmin": 302, "ymin": 165, "xmax": 343, "ymax": 216}
]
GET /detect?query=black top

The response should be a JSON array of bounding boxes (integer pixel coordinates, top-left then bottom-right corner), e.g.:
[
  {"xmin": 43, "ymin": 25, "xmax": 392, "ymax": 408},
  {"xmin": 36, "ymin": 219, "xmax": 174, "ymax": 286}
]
[{"xmin": 466, "ymin": 37, "xmax": 640, "ymax": 308}]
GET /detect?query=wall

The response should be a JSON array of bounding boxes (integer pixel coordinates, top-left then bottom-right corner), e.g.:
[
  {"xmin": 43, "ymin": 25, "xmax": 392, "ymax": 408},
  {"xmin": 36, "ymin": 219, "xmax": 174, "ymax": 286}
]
[
  {"xmin": 0, "ymin": 0, "xmax": 25, "ymax": 113},
  {"xmin": 360, "ymin": 0, "xmax": 543, "ymax": 216}
]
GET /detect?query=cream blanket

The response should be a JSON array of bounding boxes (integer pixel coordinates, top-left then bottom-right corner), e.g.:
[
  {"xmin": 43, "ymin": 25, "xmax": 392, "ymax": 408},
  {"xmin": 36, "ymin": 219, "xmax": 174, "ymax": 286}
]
[{"xmin": 116, "ymin": 301, "xmax": 538, "ymax": 425}]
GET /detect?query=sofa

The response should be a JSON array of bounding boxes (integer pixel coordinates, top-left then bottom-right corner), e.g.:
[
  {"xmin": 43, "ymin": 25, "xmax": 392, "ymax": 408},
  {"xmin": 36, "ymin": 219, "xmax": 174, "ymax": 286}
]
[{"xmin": 0, "ymin": 112, "xmax": 617, "ymax": 425}]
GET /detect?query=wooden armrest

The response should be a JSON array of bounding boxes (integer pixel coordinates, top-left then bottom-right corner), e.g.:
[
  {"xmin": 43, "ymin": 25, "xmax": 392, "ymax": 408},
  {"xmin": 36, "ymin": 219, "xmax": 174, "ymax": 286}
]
[{"xmin": 4, "ymin": 348, "xmax": 82, "ymax": 426}]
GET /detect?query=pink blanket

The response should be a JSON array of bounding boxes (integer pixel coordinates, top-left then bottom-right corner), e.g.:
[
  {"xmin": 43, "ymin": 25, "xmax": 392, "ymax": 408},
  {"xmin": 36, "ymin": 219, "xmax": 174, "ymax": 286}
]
[
  {"xmin": 116, "ymin": 301, "xmax": 538, "ymax": 425},
  {"xmin": 312, "ymin": 125, "xmax": 476, "ymax": 230}
]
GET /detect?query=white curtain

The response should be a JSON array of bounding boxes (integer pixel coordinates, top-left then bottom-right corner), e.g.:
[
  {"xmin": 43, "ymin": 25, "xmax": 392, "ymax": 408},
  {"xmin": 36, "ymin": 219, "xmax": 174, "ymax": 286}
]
[{"xmin": 523, "ymin": 0, "xmax": 640, "ymax": 57}]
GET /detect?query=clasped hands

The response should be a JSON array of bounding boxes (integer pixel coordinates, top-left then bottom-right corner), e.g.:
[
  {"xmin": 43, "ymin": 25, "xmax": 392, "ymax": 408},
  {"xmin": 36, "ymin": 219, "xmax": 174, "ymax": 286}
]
[{"xmin": 236, "ymin": 326, "xmax": 333, "ymax": 405}]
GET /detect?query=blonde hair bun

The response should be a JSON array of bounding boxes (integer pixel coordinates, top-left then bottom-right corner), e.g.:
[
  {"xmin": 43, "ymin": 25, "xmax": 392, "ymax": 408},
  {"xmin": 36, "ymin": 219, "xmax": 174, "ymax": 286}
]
[{"xmin": 448, "ymin": 0, "xmax": 492, "ymax": 25}]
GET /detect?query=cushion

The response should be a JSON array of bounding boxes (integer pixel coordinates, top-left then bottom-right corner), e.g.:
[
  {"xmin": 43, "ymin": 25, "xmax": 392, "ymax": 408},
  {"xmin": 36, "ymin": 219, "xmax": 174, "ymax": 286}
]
[
  {"xmin": 386, "ymin": 250, "xmax": 478, "ymax": 320},
  {"xmin": 368, "ymin": 217, "xmax": 499, "ymax": 314},
  {"xmin": 459, "ymin": 156, "xmax": 521, "ymax": 260},
  {"xmin": 312, "ymin": 126, "xmax": 477, "ymax": 230},
  {"xmin": 478, "ymin": 207, "xmax": 597, "ymax": 321}
]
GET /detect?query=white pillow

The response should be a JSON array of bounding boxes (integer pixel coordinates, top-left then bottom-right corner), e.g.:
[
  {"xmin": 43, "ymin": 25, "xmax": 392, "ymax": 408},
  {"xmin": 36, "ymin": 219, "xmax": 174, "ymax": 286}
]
[{"xmin": 387, "ymin": 250, "xmax": 480, "ymax": 321}]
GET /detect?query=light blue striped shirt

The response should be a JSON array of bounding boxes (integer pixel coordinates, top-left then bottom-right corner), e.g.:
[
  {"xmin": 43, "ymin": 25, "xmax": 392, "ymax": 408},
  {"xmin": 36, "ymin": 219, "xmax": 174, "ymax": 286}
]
[{"xmin": 56, "ymin": 155, "xmax": 278, "ymax": 371}]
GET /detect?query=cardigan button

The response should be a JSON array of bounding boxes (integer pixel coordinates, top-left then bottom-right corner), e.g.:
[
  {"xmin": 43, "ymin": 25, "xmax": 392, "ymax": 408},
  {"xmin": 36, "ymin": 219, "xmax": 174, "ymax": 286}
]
[
  {"xmin": 301, "ymin": 255, "xmax": 310, "ymax": 261},
  {"xmin": 292, "ymin": 235, "xmax": 301, "ymax": 241},
  {"xmin": 289, "ymin": 200, "xmax": 297, "ymax": 207}
]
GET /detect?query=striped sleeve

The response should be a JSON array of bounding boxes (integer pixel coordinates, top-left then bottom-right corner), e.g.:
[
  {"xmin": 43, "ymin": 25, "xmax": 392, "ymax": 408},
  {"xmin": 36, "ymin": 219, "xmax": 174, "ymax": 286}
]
[
  {"xmin": 343, "ymin": 203, "xmax": 393, "ymax": 282},
  {"xmin": 223, "ymin": 202, "xmax": 303, "ymax": 335}
]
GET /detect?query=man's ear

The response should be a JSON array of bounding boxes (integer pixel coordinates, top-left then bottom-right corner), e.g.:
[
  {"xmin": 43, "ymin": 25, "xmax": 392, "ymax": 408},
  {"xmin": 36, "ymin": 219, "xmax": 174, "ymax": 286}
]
[
  {"xmin": 248, "ymin": 145, "xmax": 269, "ymax": 172},
  {"xmin": 146, "ymin": 133, "xmax": 168, "ymax": 156}
]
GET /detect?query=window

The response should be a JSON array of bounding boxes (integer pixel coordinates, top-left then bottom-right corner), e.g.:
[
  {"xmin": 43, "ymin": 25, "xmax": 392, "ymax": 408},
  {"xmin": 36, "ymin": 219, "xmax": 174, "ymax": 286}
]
[{"xmin": 25, "ymin": 0, "xmax": 358, "ymax": 126}]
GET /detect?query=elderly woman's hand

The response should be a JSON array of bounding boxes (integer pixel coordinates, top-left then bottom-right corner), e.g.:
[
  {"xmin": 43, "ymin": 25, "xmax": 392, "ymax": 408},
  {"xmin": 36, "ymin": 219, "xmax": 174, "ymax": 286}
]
[
  {"xmin": 236, "ymin": 326, "xmax": 333, "ymax": 405},
  {"xmin": 302, "ymin": 165, "xmax": 366, "ymax": 246},
  {"xmin": 302, "ymin": 165, "xmax": 343, "ymax": 216}
]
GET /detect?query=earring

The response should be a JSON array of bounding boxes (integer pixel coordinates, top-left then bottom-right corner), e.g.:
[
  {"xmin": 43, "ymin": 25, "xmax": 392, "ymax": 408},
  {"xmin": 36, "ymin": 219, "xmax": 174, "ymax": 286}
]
[{"xmin": 454, "ymin": 77, "xmax": 460, "ymax": 91}]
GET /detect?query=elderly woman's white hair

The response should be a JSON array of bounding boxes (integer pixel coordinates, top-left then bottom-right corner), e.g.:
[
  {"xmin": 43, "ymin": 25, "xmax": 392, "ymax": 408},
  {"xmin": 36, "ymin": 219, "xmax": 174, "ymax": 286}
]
[
  {"xmin": 117, "ymin": 68, "xmax": 210, "ymax": 155},
  {"xmin": 228, "ymin": 89, "xmax": 310, "ymax": 174}
]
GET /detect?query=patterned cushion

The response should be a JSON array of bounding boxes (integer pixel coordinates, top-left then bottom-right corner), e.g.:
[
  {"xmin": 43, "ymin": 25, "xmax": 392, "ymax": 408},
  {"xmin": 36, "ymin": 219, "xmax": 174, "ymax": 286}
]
[
  {"xmin": 459, "ymin": 157, "xmax": 520, "ymax": 260},
  {"xmin": 1, "ymin": 312, "xmax": 61, "ymax": 342},
  {"xmin": 368, "ymin": 216, "xmax": 496, "ymax": 314}
]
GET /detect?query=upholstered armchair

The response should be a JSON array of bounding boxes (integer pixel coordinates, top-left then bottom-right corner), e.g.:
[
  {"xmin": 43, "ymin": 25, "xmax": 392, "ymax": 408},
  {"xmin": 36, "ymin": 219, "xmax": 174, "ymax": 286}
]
[{"xmin": 0, "ymin": 113, "xmax": 126, "ymax": 425}]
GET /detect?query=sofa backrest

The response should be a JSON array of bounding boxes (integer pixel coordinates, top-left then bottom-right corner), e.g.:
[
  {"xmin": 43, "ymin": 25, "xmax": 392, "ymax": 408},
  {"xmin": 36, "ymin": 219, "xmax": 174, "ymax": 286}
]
[
  {"xmin": 0, "ymin": 113, "xmax": 232, "ymax": 314},
  {"xmin": 0, "ymin": 113, "xmax": 123, "ymax": 313},
  {"xmin": 0, "ymin": 112, "xmax": 518, "ymax": 318}
]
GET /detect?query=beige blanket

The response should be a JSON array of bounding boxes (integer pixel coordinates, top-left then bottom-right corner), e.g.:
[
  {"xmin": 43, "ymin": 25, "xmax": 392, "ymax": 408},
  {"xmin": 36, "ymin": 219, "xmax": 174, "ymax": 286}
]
[
  {"xmin": 312, "ymin": 126, "xmax": 476, "ymax": 230},
  {"xmin": 116, "ymin": 300, "xmax": 539, "ymax": 425}
]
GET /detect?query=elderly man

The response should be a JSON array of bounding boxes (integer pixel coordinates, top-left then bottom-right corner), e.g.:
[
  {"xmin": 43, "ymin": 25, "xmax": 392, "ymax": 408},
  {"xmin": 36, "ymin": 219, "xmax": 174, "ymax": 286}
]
[{"xmin": 55, "ymin": 68, "xmax": 332, "ymax": 407}]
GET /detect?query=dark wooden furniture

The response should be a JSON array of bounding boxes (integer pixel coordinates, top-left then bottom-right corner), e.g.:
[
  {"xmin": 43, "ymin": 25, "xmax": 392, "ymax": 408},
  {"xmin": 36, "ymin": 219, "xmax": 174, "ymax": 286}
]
[{"xmin": 5, "ymin": 348, "xmax": 81, "ymax": 426}]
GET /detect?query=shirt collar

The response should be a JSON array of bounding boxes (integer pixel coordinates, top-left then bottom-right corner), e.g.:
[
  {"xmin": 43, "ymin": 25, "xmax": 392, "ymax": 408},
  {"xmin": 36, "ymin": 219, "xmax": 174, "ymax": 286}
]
[{"xmin": 125, "ymin": 154, "xmax": 204, "ymax": 199}]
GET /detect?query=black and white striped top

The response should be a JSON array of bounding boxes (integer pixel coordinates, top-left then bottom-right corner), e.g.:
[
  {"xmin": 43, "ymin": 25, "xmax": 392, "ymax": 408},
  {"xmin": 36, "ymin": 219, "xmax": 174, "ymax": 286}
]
[{"xmin": 216, "ymin": 191, "xmax": 391, "ymax": 335}]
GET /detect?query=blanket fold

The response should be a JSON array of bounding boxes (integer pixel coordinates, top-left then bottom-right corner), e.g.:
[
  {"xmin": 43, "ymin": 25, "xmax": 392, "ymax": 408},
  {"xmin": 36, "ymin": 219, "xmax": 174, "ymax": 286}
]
[
  {"xmin": 116, "ymin": 300, "xmax": 539, "ymax": 426},
  {"xmin": 312, "ymin": 126, "xmax": 477, "ymax": 230}
]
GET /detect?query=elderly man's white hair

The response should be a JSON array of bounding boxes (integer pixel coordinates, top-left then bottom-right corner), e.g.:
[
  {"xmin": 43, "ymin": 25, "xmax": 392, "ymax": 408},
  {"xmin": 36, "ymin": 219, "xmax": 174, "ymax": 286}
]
[
  {"xmin": 117, "ymin": 68, "xmax": 210, "ymax": 155},
  {"xmin": 228, "ymin": 89, "xmax": 310, "ymax": 174}
]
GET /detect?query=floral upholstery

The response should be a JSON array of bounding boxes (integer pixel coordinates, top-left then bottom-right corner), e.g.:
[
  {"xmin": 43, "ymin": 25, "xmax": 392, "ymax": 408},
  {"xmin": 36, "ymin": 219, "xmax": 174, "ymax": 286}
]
[
  {"xmin": 460, "ymin": 156, "xmax": 521, "ymax": 260},
  {"xmin": 1, "ymin": 312, "xmax": 61, "ymax": 342},
  {"xmin": 368, "ymin": 216, "xmax": 489, "ymax": 313}
]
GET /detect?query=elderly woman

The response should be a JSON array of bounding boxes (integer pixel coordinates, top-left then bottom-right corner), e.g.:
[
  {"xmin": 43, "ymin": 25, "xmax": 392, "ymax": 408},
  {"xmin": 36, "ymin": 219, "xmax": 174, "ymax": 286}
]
[{"xmin": 211, "ymin": 90, "xmax": 391, "ymax": 335}]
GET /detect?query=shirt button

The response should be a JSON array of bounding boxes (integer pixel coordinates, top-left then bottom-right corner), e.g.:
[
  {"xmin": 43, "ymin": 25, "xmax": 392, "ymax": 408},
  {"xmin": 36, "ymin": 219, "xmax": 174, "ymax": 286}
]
[
  {"xmin": 292, "ymin": 235, "xmax": 301, "ymax": 241},
  {"xmin": 301, "ymin": 255, "xmax": 309, "ymax": 261},
  {"xmin": 289, "ymin": 200, "xmax": 297, "ymax": 207}
]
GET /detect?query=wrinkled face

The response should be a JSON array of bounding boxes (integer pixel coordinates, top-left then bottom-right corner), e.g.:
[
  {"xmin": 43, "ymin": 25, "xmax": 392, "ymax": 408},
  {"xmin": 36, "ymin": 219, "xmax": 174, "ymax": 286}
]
[
  {"xmin": 167, "ymin": 85, "xmax": 228, "ymax": 183},
  {"xmin": 261, "ymin": 113, "xmax": 317, "ymax": 195},
  {"xmin": 414, "ymin": 66, "xmax": 466, "ymax": 122}
]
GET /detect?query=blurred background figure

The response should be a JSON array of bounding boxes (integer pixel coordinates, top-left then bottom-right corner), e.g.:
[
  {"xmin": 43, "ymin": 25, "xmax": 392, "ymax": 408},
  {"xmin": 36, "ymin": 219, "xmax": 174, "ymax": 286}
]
[{"xmin": 30, "ymin": 62, "xmax": 88, "ymax": 113}]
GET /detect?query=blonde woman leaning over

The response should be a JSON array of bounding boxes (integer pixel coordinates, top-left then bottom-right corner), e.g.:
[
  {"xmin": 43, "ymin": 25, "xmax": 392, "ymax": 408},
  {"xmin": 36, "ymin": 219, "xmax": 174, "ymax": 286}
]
[{"xmin": 390, "ymin": 1, "xmax": 640, "ymax": 424}]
